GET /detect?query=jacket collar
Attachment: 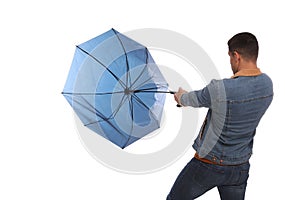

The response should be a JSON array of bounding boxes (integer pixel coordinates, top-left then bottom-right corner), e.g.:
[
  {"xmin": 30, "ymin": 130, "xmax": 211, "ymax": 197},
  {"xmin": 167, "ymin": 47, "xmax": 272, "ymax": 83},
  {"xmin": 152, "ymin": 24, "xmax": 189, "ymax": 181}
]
[{"xmin": 231, "ymin": 68, "xmax": 262, "ymax": 78}]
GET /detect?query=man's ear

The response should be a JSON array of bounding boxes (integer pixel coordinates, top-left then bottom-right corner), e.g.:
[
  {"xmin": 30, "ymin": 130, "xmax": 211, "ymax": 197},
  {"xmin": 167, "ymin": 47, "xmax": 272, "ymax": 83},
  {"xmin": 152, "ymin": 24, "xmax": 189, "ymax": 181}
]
[{"xmin": 233, "ymin": 51, "xmax": 241, "ymax": 61}]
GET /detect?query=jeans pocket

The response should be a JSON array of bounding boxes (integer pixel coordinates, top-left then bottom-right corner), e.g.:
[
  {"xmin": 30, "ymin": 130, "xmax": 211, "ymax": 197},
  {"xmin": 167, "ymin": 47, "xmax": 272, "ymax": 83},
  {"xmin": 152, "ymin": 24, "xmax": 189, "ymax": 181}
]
[
  {"xmin": 236, "ymin": 170, "xmax": 249, "ymax": 186},
  {"xmin": 192, "ymin": 161, "xmax": 225, "ymax": 186}
]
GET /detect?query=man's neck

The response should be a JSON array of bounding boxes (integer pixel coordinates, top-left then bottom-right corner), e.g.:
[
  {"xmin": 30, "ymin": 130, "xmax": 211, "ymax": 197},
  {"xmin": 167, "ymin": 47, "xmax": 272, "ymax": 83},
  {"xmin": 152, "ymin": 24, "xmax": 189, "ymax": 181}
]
[{"xmin": 237, "ymin": 61, "xmax": 257, "ymax": 72}]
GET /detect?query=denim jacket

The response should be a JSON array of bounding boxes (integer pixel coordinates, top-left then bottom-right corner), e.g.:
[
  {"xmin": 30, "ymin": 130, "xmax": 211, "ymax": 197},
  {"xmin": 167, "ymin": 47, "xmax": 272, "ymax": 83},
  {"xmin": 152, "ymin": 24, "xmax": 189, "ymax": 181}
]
[{"xmin": 181, "ymin": 69, "xmax": 273, "ymax": 165}]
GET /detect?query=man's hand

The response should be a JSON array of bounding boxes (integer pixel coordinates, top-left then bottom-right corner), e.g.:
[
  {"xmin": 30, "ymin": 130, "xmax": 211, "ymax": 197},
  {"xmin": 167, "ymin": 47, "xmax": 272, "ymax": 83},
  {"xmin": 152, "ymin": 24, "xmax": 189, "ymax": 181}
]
[{"xmin": 174, "ymin": 87, "xmax": 187, "ymax": 106}]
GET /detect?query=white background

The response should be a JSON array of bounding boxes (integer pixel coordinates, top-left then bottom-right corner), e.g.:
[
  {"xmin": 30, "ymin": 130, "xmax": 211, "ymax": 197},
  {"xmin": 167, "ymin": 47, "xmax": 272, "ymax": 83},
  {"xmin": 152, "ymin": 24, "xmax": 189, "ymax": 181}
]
[{"xmin": 1, "ymin": 0, "xmax": 299, "ymax": 199}]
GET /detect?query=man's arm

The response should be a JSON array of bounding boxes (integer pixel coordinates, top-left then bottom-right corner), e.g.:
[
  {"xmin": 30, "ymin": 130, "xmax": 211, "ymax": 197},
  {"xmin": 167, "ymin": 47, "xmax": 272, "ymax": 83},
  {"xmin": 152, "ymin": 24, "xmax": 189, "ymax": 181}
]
[
  {"xmin": 174, "ymin": 80, "xmax": 218, "ymax": 108},
  {"xmin": 174, "ymin": 85, "xmax": 211, "ymax": 108}
]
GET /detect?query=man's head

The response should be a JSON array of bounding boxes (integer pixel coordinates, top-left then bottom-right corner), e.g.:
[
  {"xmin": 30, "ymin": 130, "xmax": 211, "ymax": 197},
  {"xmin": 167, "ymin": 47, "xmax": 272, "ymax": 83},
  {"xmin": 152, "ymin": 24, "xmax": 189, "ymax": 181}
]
[{"xmin": 227, "ymin": 32, "xmax": 259, "ymax": 73}]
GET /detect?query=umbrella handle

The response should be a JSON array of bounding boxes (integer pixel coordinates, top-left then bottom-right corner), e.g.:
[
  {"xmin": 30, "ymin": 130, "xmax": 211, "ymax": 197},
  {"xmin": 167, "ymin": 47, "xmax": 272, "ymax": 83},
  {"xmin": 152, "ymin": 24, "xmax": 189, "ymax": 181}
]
[{"xmin": 169, "ymin": 91, "xmax": 182, "ymax": 107}]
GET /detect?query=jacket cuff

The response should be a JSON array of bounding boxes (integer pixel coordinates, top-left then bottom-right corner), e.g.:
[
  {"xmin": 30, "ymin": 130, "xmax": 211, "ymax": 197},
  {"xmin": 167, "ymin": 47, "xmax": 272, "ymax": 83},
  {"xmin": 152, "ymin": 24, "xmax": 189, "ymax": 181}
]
[{"xmin": 180, "ymin": 91, "xmax": 201, "ymax": 107}]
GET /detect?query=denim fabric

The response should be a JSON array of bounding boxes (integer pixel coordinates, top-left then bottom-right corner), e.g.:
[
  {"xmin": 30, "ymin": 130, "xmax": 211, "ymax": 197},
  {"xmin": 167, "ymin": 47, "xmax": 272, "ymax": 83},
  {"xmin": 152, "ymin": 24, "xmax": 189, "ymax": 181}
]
[
  {"xmin": 181, "ymin": 73, "xmax": 273, "ymax": 165},
  {"xmin": 167, "ymin": 158, "xmax": 250, "ymax": 200}
]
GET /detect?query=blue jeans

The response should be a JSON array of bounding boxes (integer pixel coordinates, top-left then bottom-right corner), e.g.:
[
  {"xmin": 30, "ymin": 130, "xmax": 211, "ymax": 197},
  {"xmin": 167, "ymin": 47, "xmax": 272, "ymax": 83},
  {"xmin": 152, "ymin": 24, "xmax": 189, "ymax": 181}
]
[{"xmin": 167, "ymin": 158, "xmax": 250, "ymax": 200}]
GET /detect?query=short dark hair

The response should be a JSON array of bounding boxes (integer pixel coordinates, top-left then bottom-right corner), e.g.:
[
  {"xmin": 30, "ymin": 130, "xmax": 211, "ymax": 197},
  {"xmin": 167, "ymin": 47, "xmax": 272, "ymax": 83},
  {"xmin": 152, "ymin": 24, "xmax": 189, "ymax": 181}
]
[{"xmin": 227, "ymin": 32, "xmax": 259, "ymax": 61}]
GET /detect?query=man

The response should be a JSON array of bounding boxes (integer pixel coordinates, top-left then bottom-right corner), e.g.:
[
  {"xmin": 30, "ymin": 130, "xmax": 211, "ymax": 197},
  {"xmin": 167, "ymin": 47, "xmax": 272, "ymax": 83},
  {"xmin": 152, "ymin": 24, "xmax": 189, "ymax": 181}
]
[{"xmin": 167, "ymin": 32, "xmax": 273, "ymax": 200}]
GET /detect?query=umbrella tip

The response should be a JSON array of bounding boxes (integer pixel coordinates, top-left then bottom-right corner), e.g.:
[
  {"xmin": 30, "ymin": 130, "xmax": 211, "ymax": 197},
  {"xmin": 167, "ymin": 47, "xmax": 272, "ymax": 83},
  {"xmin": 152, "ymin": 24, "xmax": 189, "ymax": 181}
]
[{"xmin": 111, "ymin": 28, "xmax": 119, "ymax": 35}]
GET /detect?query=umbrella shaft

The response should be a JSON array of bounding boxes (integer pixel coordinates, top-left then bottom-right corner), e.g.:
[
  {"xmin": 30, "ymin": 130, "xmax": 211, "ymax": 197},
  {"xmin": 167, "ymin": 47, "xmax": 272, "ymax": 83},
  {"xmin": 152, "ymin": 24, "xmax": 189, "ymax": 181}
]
[{"xmin": 133, "ymin": 90, "xmax": 175, "ymax": 94}]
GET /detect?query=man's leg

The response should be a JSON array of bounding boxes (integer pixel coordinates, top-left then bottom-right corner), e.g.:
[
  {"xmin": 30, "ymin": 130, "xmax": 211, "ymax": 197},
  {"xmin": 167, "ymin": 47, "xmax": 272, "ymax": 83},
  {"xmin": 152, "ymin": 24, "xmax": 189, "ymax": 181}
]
[
  {"xmin": 217, "ymin": 183, "xmax": 247, "ymax": 200},
  {"xmin": 167, "ymin": 158, "xmax": 217, "ymax": 200},
  {"xmin": 217, "ymin": 162, "xmax": 250, "ymax": 200}
]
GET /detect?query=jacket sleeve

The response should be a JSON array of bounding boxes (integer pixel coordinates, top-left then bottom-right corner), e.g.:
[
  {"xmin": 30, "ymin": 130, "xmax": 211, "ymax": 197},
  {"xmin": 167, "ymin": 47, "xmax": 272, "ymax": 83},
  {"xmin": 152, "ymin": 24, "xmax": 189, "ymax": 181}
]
[{"xmin": 180, "ymin": 84, "xmax": 211, "ymax": 108}]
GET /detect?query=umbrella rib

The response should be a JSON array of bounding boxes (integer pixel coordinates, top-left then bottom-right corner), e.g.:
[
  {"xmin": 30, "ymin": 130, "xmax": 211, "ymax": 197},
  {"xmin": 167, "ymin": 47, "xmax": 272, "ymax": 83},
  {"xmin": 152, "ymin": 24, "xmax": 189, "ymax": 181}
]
[
  {"xmin": 71, "ymin": 95, "xmax": 108, "ymax": 124},
  {"xmin": 108, "ymin": 93, "xmax": 128, "ymax": 119},
  {"xmin": 86, "ymin": 92, "xmax": 127, "ymax": 125},
  {"xmin": 74, "ymin": 96, "xmax": 108, "ymax": 124},
  {"xmin": 131, "ymin": 75, "xmax": 157, "ymax": 91},
  {"xmin": 129, "ymin": 49, "xmax": 149, "ymax": 89},
  {"xmin": 62, "ymin": 91, "xmax": 124, "ymax": 96},
  {"xmin": 76, "ymin": 45, "xmax": 126, "ymax": 89},
  {"xmin": 130, "ymin": 64, "xmax": 148, "ymax": 89},
  {"xmin": 123, "ymin": 95, "xmax": 134, "ymax": 148},
  {"xmin": 81, "ymin": 96, "xmax": 110, "ymax": 122},
  {"xmin": 131, "ymin": 94, "xmax": 160, "ymax": 127},
  {"xmin": 86, "ymin": 116, "xmax": 127, "ymax": 141},
  {"xmin": 81, "ymin": 96, "xmax": 128, "ymax": 140},
  {"xmin": 89, "ymin": 116, "xmax": 128, "ymax": 142},
  {"xmin": 113, "ymin": 29, "xmax": 131, "ymax": 89},
  {"xmin": 129, "ymin": 95, "xmax": 134, "ymax": 123}
]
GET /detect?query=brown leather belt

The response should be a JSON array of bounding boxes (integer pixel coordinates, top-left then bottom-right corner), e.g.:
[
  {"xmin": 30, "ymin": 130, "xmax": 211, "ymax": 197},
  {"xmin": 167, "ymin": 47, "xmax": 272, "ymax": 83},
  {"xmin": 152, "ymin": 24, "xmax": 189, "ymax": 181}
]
[
  {"xmin": 194, "ymin": 153, "xmax": 243, "ymax": 166},
  {"xmin": 194, "ymin": 153, "xmax": 222, "ymax": 165}
]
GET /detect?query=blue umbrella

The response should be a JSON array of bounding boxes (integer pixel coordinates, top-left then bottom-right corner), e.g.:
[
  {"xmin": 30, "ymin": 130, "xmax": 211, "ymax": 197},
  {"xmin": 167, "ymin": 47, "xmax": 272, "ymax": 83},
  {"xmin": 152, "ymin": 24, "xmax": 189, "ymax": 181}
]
[{"xmin": 62, "ymin": 29, "xmax": 173, "ymax": 148}]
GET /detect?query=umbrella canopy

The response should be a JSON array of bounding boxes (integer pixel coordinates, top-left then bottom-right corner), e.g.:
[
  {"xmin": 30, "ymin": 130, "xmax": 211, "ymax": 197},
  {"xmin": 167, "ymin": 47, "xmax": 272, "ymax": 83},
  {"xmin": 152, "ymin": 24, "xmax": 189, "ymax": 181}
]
[{"xmin": 62, "ymin": 29, "xmax": 169, "ymax": 148}]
